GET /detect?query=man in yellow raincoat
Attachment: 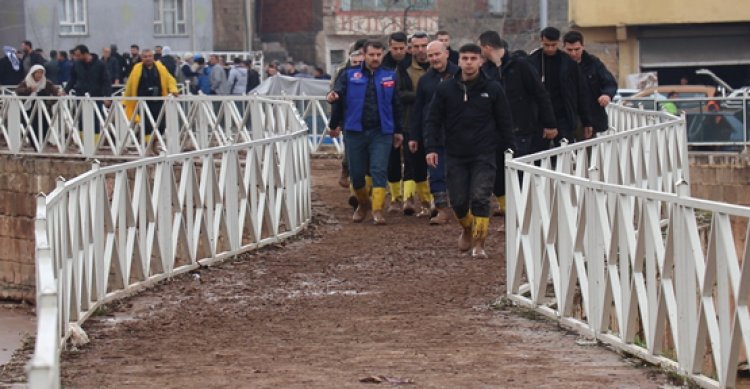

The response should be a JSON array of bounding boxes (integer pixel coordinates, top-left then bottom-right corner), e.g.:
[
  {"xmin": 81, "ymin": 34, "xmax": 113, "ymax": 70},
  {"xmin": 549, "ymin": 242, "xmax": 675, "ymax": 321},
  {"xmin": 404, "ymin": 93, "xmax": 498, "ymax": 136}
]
[{"xmin": 123, "ymin": 48, "xmax": 178, "ymax": 144}]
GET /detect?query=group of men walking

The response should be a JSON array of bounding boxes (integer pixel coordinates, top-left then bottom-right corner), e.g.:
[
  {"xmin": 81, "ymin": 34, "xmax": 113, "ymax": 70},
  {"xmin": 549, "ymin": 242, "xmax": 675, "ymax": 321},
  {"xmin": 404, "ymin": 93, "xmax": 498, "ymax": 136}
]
[{"xmin": 327, "ymin": 27, "xmax": 617, "ymax": 259}]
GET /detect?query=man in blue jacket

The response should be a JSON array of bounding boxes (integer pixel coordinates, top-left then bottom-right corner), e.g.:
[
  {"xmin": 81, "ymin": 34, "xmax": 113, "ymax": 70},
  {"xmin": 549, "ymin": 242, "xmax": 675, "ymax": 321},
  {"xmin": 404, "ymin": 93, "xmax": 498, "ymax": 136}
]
[
  {"xmin": 424, "ymin": 44, "xmax": 514, "ymax": 258},
  {"xmin": 329, "ymin": 41, "xmax": 404, "ymax": 225}
]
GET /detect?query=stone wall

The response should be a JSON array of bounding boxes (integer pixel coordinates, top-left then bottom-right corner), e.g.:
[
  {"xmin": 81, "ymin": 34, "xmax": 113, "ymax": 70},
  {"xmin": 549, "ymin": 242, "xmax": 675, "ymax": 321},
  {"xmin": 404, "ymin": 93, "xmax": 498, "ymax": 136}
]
[
  {"xmin": 690, "ymin": 152, "xmax": 750, "ymax": 257},
  {"xmin": 0, "ymin": 156, "xmax": 102, "ymax": 302}
]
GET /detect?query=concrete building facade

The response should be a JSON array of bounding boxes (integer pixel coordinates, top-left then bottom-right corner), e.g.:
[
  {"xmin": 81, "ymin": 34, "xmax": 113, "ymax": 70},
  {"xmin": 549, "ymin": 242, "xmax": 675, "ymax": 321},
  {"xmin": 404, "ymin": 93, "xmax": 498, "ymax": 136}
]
[
  {"xmin": 569, "ymin": 0, "xmax": 750, "ymax": 87},
  {"xmin": 9, "ymin": 0, "xmax": 217, "ymax": 56}
]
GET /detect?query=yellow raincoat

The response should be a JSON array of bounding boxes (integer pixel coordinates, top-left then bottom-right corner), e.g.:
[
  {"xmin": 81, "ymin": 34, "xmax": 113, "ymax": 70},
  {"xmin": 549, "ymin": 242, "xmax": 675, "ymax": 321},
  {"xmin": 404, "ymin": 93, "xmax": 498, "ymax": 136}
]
[{"xmin": 123, "ymin": 61, "xmax": 178, "ymax": 121}]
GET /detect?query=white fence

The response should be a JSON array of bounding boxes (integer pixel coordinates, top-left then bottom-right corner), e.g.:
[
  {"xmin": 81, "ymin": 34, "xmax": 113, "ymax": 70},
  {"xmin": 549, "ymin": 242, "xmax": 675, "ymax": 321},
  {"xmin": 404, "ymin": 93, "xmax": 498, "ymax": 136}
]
[
  {"xmin": 506, "ymin": 104, "xmax": 750, "ymax": 388},
  {"xmin": 29, "ymin": 98, "xmax": 312, "ymax": 388},
  {"xmin": 0, "ymin": 94, "xmax": 338, "ymax": 157}
]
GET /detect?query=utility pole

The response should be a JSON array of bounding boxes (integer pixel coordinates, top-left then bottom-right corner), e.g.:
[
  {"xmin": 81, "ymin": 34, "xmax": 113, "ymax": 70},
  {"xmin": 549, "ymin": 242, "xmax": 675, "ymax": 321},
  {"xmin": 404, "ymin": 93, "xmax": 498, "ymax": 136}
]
[{"xmin": 539, "ymin": 0, "xmax": 548, "ymax": 29}]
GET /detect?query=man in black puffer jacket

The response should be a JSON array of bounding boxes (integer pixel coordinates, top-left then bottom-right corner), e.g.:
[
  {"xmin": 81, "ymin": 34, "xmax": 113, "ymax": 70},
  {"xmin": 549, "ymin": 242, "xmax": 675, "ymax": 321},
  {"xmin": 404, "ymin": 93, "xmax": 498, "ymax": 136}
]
[
  {"xmin": 424, "ymin": 44, "xmax": 514, "ymax": 259},
  {"xmin": 528, "ymin": 27, "xmax": 592, "ymax": 143},
  {"xmin": 479, "ymin": 30, "xmax": 557, "ymax": 221},
  {"xmin": 563, "ymin": 30, "xmax": 618, "ymax": 135}
]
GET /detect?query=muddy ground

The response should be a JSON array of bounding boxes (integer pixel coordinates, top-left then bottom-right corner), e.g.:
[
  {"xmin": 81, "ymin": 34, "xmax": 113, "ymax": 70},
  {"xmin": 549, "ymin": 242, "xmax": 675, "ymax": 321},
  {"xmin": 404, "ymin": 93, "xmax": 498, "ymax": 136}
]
[{"xmin": 1, "ymin": 158, "xmax": 676, "ymax": 388}]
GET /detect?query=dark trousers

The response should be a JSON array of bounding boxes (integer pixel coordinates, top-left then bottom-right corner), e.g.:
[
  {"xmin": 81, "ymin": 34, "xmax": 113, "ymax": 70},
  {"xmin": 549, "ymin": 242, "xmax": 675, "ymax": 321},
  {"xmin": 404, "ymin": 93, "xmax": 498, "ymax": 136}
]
[
  {"xmin": 493, "ymin": 133, "xmax": 549, "ymax": 197},
  {"xmin": 406, "ymin": 144, "xmax": 428, "ymax": 182},
  {"xmin": 447, "ymin": 152, "xmax": 496, "ymax": 218},
  {"xmin": 144, "ymin": 101, "xmax": 165, "ymax": 135},
  {"xmin": 387, "ymin": 145, "xmax": 402, "ymax": 182},
  {"xmin": 428, "ymin": 146, "xmax": 448, "ymax": 207}
]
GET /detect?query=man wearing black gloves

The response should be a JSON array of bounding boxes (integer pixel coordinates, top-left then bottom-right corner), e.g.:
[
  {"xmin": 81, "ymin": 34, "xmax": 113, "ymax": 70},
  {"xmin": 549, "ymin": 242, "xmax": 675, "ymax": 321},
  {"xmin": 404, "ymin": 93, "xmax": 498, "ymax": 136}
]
[{"xmin": 424, "ymin": 44, "xmax": 514, "ymax": 259}]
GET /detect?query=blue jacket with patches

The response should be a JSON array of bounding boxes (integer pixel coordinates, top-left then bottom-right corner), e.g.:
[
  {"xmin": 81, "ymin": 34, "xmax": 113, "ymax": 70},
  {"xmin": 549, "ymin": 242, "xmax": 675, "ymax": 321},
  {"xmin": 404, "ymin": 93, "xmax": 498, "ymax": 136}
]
[{"xmin": 330, "ymin": 64, "xmax": 402, "ymax": 135}]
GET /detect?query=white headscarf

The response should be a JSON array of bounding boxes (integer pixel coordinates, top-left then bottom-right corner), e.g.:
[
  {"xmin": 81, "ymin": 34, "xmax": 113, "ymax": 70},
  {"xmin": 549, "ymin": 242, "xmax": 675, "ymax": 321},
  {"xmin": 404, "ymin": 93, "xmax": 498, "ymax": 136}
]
[
  {"xmin": 3, "ymin": 46, "xmax": 20, "ymax": 71},
  {"xmin": 22, "ymin": 64, "xmax": 46, "ymax": 110},
  {"xmin": 24, "ymin": 64, "xmax": 46, "ymax": 92}
]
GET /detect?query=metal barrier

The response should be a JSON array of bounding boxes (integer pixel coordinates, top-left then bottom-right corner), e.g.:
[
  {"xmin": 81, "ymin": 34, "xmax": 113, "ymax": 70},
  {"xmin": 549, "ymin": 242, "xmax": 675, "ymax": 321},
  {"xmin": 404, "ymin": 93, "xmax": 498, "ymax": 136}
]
[
  {"xmin": 506, "ymin": 104, "xmax": 750, "ymax": 388},
  {"xmin": 0, "ymin": 94, "xmax": 306, "ymax": 157},
  {"xmin": 262, "ymin": 95, "xmax": 342, "ymax": 155},
  {"xmin": 28, "ymin": 97, "xmax": 312, "ymax": 388}
]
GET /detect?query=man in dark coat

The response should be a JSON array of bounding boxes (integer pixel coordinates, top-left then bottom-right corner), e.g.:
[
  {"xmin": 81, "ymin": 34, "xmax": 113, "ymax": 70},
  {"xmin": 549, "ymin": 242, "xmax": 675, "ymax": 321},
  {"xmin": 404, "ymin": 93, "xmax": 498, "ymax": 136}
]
[
  {"xmin": 563, "ymin": 30, "xmax": 618, "ymax": 135},
  {"xmin": 424, "ymin": 44, "xmax": 514, "ymax": 259},
  {"xmin": 528, "ymin": 27, "xmax": 593, "ymax": 144},
  {"xmin": 479, "ymin": 30, "xmax": 558, "ymax": 222}
]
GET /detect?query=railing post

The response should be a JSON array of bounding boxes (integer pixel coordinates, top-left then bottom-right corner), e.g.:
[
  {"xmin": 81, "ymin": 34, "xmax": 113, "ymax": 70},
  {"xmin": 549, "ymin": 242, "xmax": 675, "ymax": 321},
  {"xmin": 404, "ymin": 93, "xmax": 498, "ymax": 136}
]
[
  {"xmin": 504, "ymin": 149, "xmax": 516, "ymax": 296},
  {"xmin": 82, "ymin": 95, "xmax": 96, "ymax": 157},
  {"xmin": 7, "ymin": 97, "xmax": 22, "ymax": 152},
  {"xmin": 165, "ymin": 96, "xmax": 180, "ymax": 154}
]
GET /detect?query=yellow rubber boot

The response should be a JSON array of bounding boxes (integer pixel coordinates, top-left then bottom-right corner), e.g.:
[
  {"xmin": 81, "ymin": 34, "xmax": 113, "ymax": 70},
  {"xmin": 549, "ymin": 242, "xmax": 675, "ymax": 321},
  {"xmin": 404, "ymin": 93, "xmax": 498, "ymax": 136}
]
[
  {"xmin": 415, "ymin": 181, "xmax": 434, "ymax": 217},
  {"xmin": 472, "ymin": 216, "xmax": 490, "ymax": 259},
  {"xmin": 365, "ymin": 175, "xmax": 373, "ymax": 195},
  {"xmin": 352, "ymin": 187, "xmax": 371, "ymax": 223},
  {"xmin": 402, "ymin": 180, "xmax": 417, "ymax": 215},
  {"xmin": 457, "ymin": 212, "xmax": 474, "ymax": 251},
  {"xmin": 495, "ymin": 196, "xmax": 506, "ymax": 216},
  {"xmin": 371, "ymin": 187, "xmax": 387, "ymax": 225},
  {"xmin": 387, "ymin": 181, "xmax": 402, "ymax": 213}
]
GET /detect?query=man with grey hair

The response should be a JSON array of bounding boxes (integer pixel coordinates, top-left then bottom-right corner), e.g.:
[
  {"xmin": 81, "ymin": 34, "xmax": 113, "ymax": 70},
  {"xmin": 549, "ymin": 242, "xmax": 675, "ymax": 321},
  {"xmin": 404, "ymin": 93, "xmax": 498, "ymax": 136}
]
[{"xmin": 411, "ymin": 40, "xmax": 459, "ymax": 225}]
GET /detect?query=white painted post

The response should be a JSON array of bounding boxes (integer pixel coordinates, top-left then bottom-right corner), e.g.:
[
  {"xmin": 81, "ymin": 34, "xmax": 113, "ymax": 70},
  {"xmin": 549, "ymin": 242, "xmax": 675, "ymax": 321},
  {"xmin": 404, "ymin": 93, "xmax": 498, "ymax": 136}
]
[{"xmin": 165, "ymin": 97, "xmax": 180, "ymax": 154}]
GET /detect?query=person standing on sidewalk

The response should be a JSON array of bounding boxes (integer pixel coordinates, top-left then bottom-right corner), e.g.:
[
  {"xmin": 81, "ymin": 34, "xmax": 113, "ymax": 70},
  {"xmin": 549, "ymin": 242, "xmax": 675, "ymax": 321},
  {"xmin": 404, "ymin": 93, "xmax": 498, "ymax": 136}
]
[
  {"xmin": 424, "ymin": 44, "xmax": 514, "ymax": 258},
  {"xmin": 411, "ymin": 40, "xmax": 458, "ymax": 225},
  {"xmin": 562, "ymin": 30, "xmax": 618, "ymax": 136},
  {"xmin": 328, "ymin": 41, "xmax": 404, "ymax": 225},
  {"xmin": 479, "ymin": 30, "xmax": 557, "ymax": 221}
]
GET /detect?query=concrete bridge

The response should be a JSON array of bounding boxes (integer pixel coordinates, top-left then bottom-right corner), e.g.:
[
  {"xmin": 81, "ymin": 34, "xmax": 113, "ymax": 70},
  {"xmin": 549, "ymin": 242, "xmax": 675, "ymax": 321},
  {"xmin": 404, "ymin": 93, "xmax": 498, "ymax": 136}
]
[{"xmin": 0, "ymin": 94, "xmax": 748, "ymax": 387}]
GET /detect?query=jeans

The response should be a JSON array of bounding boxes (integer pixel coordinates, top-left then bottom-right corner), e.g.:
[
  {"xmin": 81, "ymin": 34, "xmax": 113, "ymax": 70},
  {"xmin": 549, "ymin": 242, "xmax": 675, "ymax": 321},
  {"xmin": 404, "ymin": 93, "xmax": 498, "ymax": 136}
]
[
  {"xmin": 345, "ymin": 129, "xmax": 394, "ymax": 189},
  {"xmin": 428, "ymin": 147, "xmax": 447, "ymax": 205},
  {"xmin": 447, "ymin": 152, "xmax": 496, "ymax": 218}
]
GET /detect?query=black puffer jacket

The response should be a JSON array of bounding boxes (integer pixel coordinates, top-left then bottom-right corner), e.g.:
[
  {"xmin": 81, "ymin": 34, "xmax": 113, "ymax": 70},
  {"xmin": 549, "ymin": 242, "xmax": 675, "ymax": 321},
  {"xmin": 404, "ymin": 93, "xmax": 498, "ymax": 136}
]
[
  {"xmin": 481, "ymin": 52, "xmax": 556, "ymax": 138},
  {"xmin": 579, "ymin": 51, "xmax": 617, "ymax": 132},
  {"xmin": 528, "ymin": 49, "xmax": 592, "ymax": 132},
  {"xmin": 424, "ymin": 69, "xmax": 514, "ymax": 157},
  {"xmin": 409, "ymin": 61, "xmax": 459, "ymax": 143},
  {"xmin": 64, "ymin": 59, "xmax": 112, "ymax": 97}
]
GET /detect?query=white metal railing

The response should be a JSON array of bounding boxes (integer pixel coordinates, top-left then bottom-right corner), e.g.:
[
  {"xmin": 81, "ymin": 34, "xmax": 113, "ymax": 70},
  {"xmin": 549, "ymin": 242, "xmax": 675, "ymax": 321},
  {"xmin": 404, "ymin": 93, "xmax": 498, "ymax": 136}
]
[
  {"xmin": 0, "ymin": 94, "xmax": 310, "ymax": 157},
  {"xmin": 262, "ymin": 95, "xmax": 342, "ymax": 155},
  {"xmin": 29, "ymin": 98, "xmax": 312, "ymax": 388},
  {"xmin": 506, "ymin": 104, "xmax": 750, "ymax": 388}
]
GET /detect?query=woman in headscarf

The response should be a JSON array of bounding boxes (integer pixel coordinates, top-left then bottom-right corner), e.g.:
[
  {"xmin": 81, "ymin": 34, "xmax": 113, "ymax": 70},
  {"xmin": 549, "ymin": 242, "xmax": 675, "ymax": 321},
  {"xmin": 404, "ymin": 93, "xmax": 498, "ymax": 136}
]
[{"xmin": 15, "ymin": 64, "xmax": 62, "ymax": 149}]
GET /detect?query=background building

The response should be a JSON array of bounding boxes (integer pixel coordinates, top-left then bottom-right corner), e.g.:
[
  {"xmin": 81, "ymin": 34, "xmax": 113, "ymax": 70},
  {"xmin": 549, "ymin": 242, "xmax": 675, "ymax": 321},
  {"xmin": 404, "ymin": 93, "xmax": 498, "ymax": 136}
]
[
  {"xmin": 7, "ymin": 0, "xmax": 220, "ymax": 56},
  {"xmin": 570, "ymin": 0, "xmax": 750, "ymax": 88}
]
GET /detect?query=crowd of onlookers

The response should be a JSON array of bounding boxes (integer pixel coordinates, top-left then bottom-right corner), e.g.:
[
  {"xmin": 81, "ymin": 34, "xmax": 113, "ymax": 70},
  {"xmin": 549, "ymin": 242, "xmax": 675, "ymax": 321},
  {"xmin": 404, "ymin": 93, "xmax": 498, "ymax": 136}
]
[
  {"xmin": 263, "ymin": 60, "xmax": 331, "ymax": 80},
  {"xmin": 0, "ymin": 40, "xmax": 271, "ymax": 96}
]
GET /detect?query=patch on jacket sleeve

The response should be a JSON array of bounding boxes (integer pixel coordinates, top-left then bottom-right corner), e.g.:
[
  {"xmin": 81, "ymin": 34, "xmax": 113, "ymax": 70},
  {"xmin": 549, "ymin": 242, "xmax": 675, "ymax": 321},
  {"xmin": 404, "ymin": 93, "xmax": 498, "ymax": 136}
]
[{"xmin": 382, "ymin": 79, "xmax": 395, "ymax": 88}]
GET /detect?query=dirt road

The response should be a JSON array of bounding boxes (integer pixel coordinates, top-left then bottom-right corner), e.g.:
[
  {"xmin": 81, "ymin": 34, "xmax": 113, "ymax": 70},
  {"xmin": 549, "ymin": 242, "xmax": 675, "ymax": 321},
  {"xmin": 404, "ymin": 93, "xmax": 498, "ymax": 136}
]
[{"xmin": 3, "ymin": 158, "xmax": 673, "ymax": 388}]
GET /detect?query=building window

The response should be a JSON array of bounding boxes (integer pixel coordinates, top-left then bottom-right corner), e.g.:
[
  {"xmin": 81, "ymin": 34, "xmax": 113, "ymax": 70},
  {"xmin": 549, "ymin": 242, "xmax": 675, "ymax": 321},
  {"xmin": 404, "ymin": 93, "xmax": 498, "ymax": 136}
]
[
  {"xmin": 330, "ymin": 50, "xmax": 345, "ymax": 68},
  {"xmin": 488, "ymin": 0, "xmax": 509, "ymax": 16},
  {"xmin": 59, "ymin": 0, "xmax": 87, "ymax": 35},
  {"xmin": 154, "ymin": 0, "xmax": 187, "ymax": 36},
  {"xmin": 341, "ymin": 0, "xmax": 435, "ymax": 12}
]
